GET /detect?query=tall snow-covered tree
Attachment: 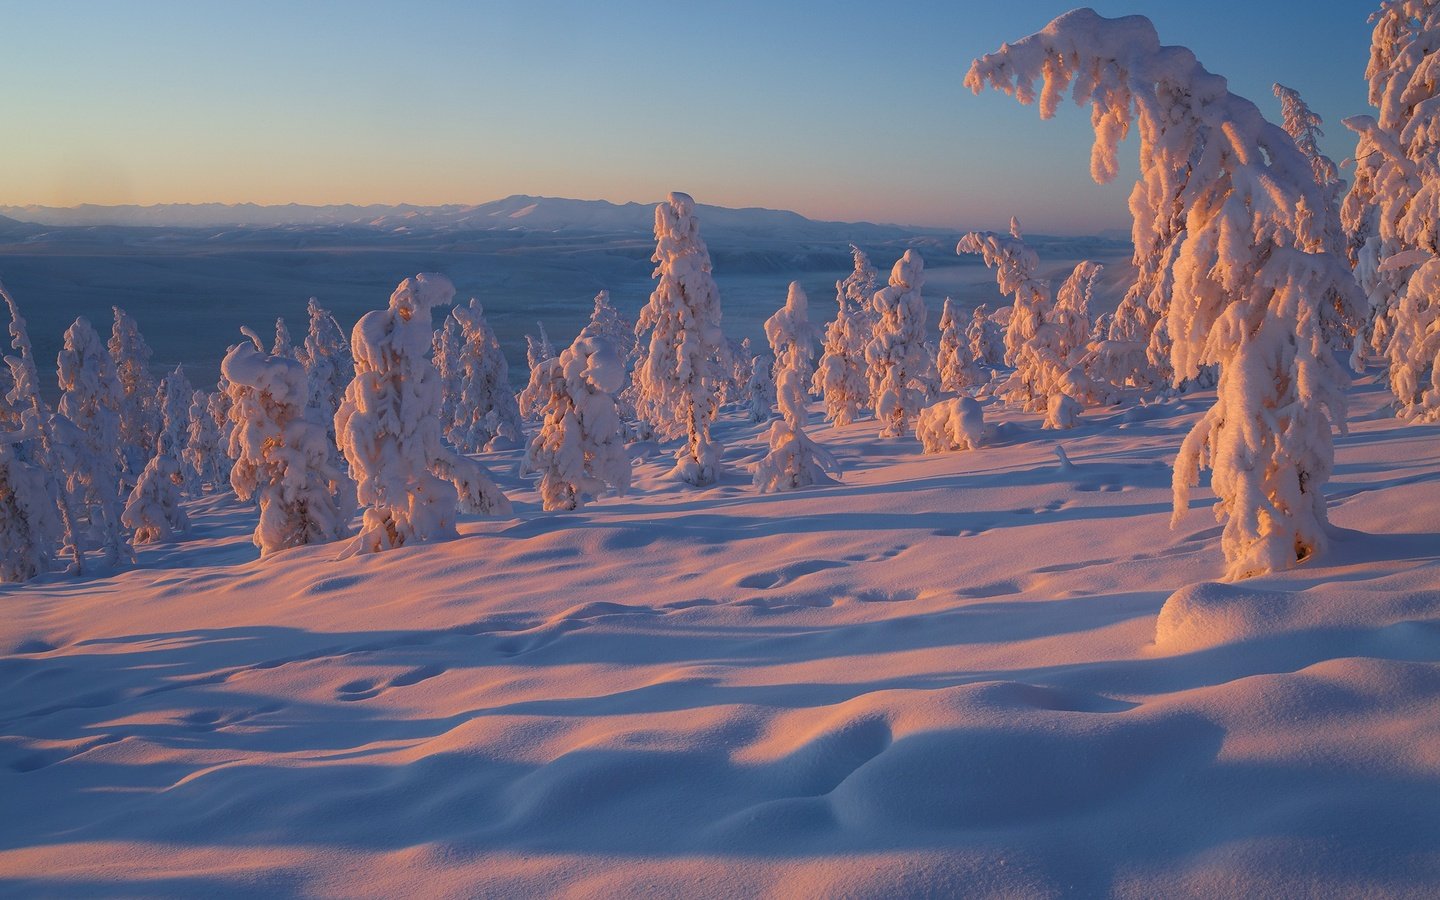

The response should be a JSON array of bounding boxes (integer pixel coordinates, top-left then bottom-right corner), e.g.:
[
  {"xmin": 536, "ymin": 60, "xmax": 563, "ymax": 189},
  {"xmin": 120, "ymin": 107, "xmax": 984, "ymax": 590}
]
[
  {"xmin": 184, "ymin": 389, "xmax": 228, "ymax": 491},
  {"xmin": 59, "ymin": 316, "xmax": 133, "ymax": 568},
  {"xmin": 745, "ymin": 354, "xmax": 775, "ymax": 423},
  {"xmin": 271, "ymin": 317, "xmax": 296, "ymax": 359},
  {"xmin": 447, "ymin": 299, "xmax": 524, "ymax": 453},
  {"xmin": 522, "ymin": 329, "xmax": 631, "ymax": 511},
  {"xmin": 966, "ymin": 302, "xmax": 1005, "ymax": 368},
  {"xmin": 156, "ymin": 365, "xmax": 194, "ymax": 468},
  {"xmin": 936, "ymin": 297, "xmax": 982, "ymax": 393},
  {"xmin": 813, "ymin": 277, "xmax": 871, "ymax": 427},
  {"xmin": 865, "ymin": 250, "xmax": 929, "ymax": 437},
  {"xmin": 968, "ymin": 8, "xmax": 1359, "ymax": 577},
  {"xmin": 122, "ymin": 451, "xmax": 189, "ymax": 544},
  {"xmin": 633, "ymin": 192, "xmax": 727, "ymax": 485},
  {"xmin": 225, "ymin": 337, "xmax": 354, "ymax": 556},
  {"xmin": 840, "ymin": 244, "xmax": 880, "ymax": 324},
  {"xmin": 1342, "ymin": 1, "xmax": 1440, "ymax": 418},
  {"xmin": 108, "ymin": 307, "xmax": 159, "ymax": 480},
  {"xmin": 754, "ymin": 282, "xmax": 838, "ymax": 491},
  {"xmin": 298, "ymin": 298, "xmax": 353, "ymax": 447},
  {"xmin": 336, "ymin": 273, "xmax": 511, "ymax": 554}
]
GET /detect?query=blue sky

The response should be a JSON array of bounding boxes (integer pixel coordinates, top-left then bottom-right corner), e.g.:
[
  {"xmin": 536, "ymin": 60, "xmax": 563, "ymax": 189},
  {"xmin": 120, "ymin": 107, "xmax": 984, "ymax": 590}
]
[{"xmin": 2, "ymin": 1, "xmax": 1376, "ymax": 233}]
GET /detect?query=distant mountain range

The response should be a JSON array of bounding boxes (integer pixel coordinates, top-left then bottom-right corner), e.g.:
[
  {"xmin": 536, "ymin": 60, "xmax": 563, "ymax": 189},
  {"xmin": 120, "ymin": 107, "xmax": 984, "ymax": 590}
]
[{"xmin": 0, "ymin": 195, "xmax": 937, "ymax": 245}]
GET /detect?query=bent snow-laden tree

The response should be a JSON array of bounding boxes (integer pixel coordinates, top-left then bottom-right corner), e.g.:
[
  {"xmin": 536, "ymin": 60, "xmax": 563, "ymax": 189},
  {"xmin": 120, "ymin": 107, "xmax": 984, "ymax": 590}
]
[
  {"xmin": 225, "ymin": 337, "xmax": 354, "ymax": 555},
  {"xmin": 336, "ymin": 273, "xmax": 511, "ymax": 554},
  {"xmin": 754, "ymin": 282, "xmax": 838, "ymax": 491},
  {"xmin": 1342, "ymin": 1, "xmax": 1440, "ymax": 419},
  {"xmin": 865, "ymin": 250, "xmax": 930, "ymax": 438},
  {"xmin": 633, "ymin": 192, "xmax": 726, "ymax": 485},
  {"xmin": 967, "ymin": 9, "xmax": 1359, "ymax": 578},
  {"xmin": 522, "ymin": 330, "xmax": 632, "ymax": 510}
]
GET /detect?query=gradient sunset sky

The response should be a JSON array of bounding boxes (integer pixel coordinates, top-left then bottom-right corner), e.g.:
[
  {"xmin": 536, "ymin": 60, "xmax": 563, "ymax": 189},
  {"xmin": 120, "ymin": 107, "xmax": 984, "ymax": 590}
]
[{"xmin": 5, "ymin": 0, "xmax": 1374, "ymax": 233}]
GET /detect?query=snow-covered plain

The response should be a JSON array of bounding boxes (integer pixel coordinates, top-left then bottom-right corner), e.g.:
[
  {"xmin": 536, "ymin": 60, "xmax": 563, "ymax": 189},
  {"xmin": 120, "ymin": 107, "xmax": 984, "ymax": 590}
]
[{"xmin": 3, "ymin": 369, "xmax": 1437, "ymax": 897}]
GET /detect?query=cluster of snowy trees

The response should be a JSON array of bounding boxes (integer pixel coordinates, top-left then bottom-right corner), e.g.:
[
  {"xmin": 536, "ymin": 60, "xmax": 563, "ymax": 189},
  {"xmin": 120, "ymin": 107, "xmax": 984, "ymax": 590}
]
[{"xmin": 6, "ymin": 8, "xmax": 1437, "ymax": 584}]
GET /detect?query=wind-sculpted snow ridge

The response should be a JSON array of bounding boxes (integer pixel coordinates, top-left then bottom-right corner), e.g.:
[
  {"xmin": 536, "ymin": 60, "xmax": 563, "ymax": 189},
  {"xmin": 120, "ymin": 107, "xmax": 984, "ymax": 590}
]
[{"xmin": 1, "ymin": 374, "xmax": 1436, "ymax": 897}]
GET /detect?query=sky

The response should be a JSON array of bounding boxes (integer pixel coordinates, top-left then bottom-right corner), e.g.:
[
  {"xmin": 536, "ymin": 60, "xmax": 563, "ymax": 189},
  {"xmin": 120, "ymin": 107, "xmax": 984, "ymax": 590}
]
[{"xmin": 2, "ymin": 0, "xmax": 1377, "ymax": 234}]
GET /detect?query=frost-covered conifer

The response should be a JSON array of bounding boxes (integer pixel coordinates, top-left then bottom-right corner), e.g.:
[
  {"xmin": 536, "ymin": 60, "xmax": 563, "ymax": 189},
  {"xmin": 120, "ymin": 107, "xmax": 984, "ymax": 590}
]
[
  {"xmin": 156, "ymin": 366, "xmax": 194, "ymax": 488},
  {"xmin": 936, "ymin": 297, "xmax": 982, "ymax": 393},
  {"xmin": 299, "ymin": 298, "xmax": 353, "ymax": 445},
  {"xmin": 813, "ymin": 278, "xmax": 871, "ymax": 427},
  {"xmin": 522, "ymin": 330, "xmax": 631, "ymax": 510},
  {"xmin": 122, "ymin": 451, "xmax": 189, "ymax": 544},
  {"xmin": 968, "ymin": 8, "xmax": 1359, "ymax": 577},
  {"xmin": 59, "ymin": 316, "xmax": 133, "ymax": 567},
  {"xmin": 745, "ymin": 355, "xmax": 775, "ymax": 423},
  {"xmin": 2, "ymin": 283, "xmax": 82, "ymax": 576},
  {"xmin": 435, "ymin": 313, "xmax": 464, "ymax": 436},
  {"xmin": 1342, "ymin": 2, "xmax": 1440, "ymax": 417},
  {"xmin": 840, "ymin": 244, "xmax": 880, "ymax": 324},
  {"xmin": 754, "ymin": 282, "xmax": 838, "ymax": 491},
  {"xmin": 633, "ymin": 192, "xmax": 726, "ymax": 485},
  {"xmin": 184, "ymin": 390, "xmax": 228, "ymax": 491},
  {"xmin": 225, "ymin": 337, "xmax": 354, "ymax": 555},
  {"xmin": 271, "ymin": 317, "xmax": 295, "ymax": 359},
  {"xmin": 967, "ymin": 303, "xmax": 1005, "ymax": 367},
  {"xmin": 865, "ymin": 250, "xmax": 930, "ymax": 437},
  {"xmin": 447, "ymin": 299, "xmax": 524, "ymax": 452},
  {"xmin": 108, "ymin": 307, "xmax": 159, "ymax": 480},
  {"xmin": 336, "ymin": 274, "xmax": 511, "ymax": 553},
  {"xmin": 916, "ymin": 396, "xmax": 985, "ymax": 453}
]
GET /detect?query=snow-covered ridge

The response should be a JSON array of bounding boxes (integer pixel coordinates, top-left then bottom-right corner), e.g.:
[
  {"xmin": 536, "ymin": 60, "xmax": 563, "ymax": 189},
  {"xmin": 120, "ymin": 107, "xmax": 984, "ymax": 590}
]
[{"xmin": 0, "ymin": 195, "xmax": 926, "ymax": 243}]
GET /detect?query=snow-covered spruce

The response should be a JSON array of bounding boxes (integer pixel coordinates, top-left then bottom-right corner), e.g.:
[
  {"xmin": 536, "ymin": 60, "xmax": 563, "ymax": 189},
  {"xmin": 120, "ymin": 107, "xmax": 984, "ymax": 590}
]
[
  {"xmin": 58, "ymin": 316, "xmax": 134, "ymax": 568},
  {"xmin": 336, "ymin": 274, "xmax": 511, "ymax": 554},
  {"xmin": 271, "ymin": 317, "xmax": 295, "ymax": 359},
  {"xmin": 298, "ymin": 298, "xmax": 353, "ymax": 447},
  {"xmin": 156, "ymin": 365, "xmax": 195, "ymax": 492},
  {"xmin": 968, "ymin": 8, "xmax": 1359, "ymax": 578},
  {"xmin": 122, "ymin": 451, "xmax": 189, "ymax": 544},
  {"xmin": 447, "ymin": 299, "xmax": 524, "ymax": 453},
  {"xmin": 813, "ymin": 276, "xmax": 871, "ymax": 427},
  {"xmin": 745, "ymin": 355, "xmax": 775, "ymax": 423},
  {"xmin": 184, "ymin": 390, "xmax": 228, "ymax": 491},
  {"xmin": 915, "ymin": 396, "xmax": 985, "ymax": 453},
  {"xmin": 2, "ymin": 283, "xmax": 83, "ymax": 575},
  {"xmin": 632, "ymin": 192, "xmax": 726, "ymax": 485},
  {"xmin": 840, "ymin": 244, "xmax": 880, "ymax": 325},
  {"xmin": 224, "ymin": 337, "xmax": 354, "ymax": 556},
  {"xmin": 865, "ymin": 250, "xmax": 930, "ymax": 438},
  {"xmin": 754, "ymin": 282, "xmax": 838, "ymax": 492},
  {"xmin": 966, "ymin": 302, "xmax": 1005, "ymax": 368},
  {"xmin": 0, "ymin": 415, "xmax": 60, "ymax": 582},
  {"xmin": 522, "ymin": 330, "xmax": 631, "ymax": 511},
  {"xmin": 936, "ymin": 297, "xmax": 982, "ymax": 393},
  {"xmin": 519, "ymin": 324, "xmax": 558, "ymax": 422},
  {"xmin": 1341, "ymin": 2, "xmax": 1440, "ymax": 417},
  {"xmin": 108, "ymin": 306, "xmax": 159, "ymax": 482}
]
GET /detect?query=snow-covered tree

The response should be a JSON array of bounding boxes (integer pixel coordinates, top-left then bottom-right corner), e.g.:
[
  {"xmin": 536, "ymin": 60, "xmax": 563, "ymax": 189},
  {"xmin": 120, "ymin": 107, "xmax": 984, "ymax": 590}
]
[
  {"xmin": 224, "ymin": 336, "xmax": 354, "ymax": 556},
  {"xmin": 336, "ymin": 273, "xmax": 511, "ymax": 554},
  {"xmin": 812, "ymin": 277, "xmax": 871, "ymax": 427},
  {"xmin": 108, "ymin": 307, "xmax": 159, "ymax": 480},
  {"xmin": 1274, "ymin": 83, "xmax": 1345, "ymax": 258},
  {"xmin": 967, "ymin": 303, "xmax": 1006, "ymax": 368},
  {"xmin": 754, "ymin": 282, "xmax": 838, "ymax": 491},
  {"xmin": 2, "ymin": 282, "xmax": 82, "ymax": 576},
  {"xmin": 59, "ymin": 316, "xmax": 133, "ymax": 568},
  {"xmin": 298, "ymin": 298, "xmax": 353, "ymax": 446},
  {"xmin": 632, "ymin": 192, "xmax": 727, "ymax": 485},
  {"xmin": 968, "ymin": 8, "xmax": 1360, "ymax": 577},
  {"xmin": 447, "ymin": 299, "xmax": 524, "ymax": 452},
  {"xmin": 745, "ymin": 354, "xmax": 775, "ymax": 423},
  {"xmin": 865, "ymin": 250, "xmax": 930, "ymax": 437},
  {"xmin": 271, "ymin": 317, "xmax": 295, "ymax": 359},
  {"xmin": 435, "ymin": 313, "xmax": 464, "ymax": 436},
  {"xmin": 184, "ymin": 390, "xmax": 228, "ymax": 491},
  {"xmin": 122, "ymin": 451, "xmax": 189, "ymax": 544},
  {"xmin": 519, "ymin": 324, "xmax": 558, "ymax": 422},
  {"xmin": 916, "ymin": 396, "xmax": 985, "ymax": 453},
  {"xmin": 959, "ymin": 224, "xmax": 1100, "ymax": 425},
  {"xmin": 1341, "ymin": 2, "xmax": 1440, "ymax": 417},
  {"xmin": 156, "ymin": 365, "xmax": 194, "ymax": 486},
  {"xmin": 522, "ymin": 330, "xmax": 631, "ymax": 510},
  {"xmin": 936, "ymin": 297, "xmax": 982, "ymax": 393},
  {"xmin": 840, "ymin": 244, "xmax": 880, "ymax": 323}
]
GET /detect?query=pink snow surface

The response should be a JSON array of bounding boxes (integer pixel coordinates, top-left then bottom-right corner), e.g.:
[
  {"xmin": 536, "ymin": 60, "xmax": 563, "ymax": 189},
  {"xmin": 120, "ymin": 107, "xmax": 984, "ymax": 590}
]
[{"xmin": 3, "ymin": 375, "xmax": 1438, "ymax": 896}]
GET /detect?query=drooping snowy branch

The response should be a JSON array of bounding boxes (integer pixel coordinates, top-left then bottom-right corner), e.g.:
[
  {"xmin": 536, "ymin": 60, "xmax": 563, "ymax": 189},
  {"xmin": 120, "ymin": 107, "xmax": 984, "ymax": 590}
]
[{"xmin": 967, "ymin": 8, "xmax": 1360, "ymax": 577}]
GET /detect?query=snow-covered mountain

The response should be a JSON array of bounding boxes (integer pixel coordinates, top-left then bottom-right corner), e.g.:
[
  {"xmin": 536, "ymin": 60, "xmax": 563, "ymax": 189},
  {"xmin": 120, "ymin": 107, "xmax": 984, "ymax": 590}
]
[{"xmin": 0, "ymin": 196, "xmax": 928, "ymax": 244}]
